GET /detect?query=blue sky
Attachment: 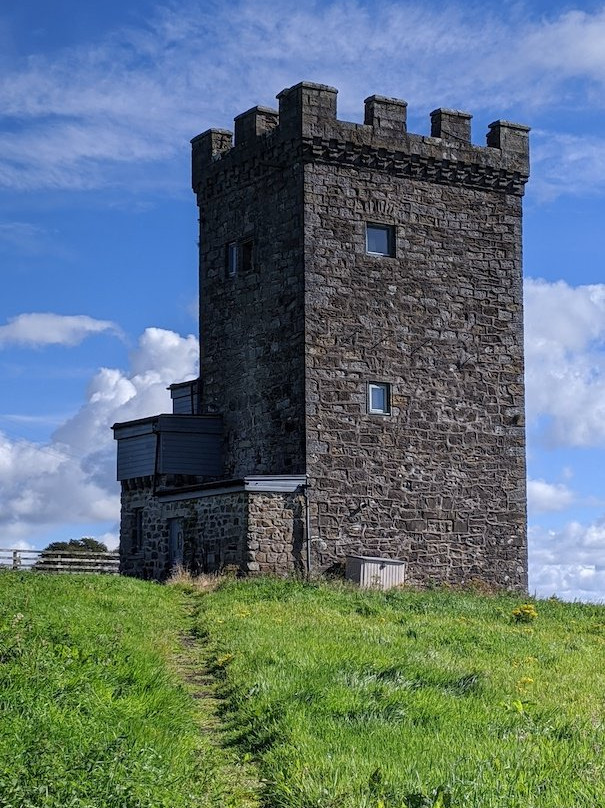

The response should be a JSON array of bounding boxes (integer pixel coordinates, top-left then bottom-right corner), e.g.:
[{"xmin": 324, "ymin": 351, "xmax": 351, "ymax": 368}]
[{"xmin": 2, "ymin": 0, "xmax": 605, "ymax": 600}]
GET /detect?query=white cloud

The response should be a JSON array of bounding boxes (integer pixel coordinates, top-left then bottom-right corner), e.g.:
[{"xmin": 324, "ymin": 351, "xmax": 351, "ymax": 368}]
[
  {"xmin": 0, "ymin": 327, "xmax": 198, "ymax": 546},
  {"xmin": 524, "ymin": 278, "xmax": 605, "ymax": 447},
  {"xmin": 96, "ymin": 531, "xmax": 119, "ymax": 551},
  {"xmin": 527, "ymin": 478, "xmax": 574, "ymax": 513},
  {"xmin": 532, "ymin": 131, "xmax": 605, "ymax": 200},
  {"xmin": 13, "ymin": 540, "xmax": 34, "ymax": 551},
  {"xmin": 0, "ymin": 434, "xmax": 117, "ymax": 530},
  {"xmin": 54, "ymin": 326, "xmax": 199, "ymax": 452},
  {"xmin": 1, "ymin": 2, "xmax": 605, "ymax": 194},
  {"xmin": 522, "ymin": 9, "xmax": 605, "ymax": 85},
  {"xmin": 0, "ymin": 413, "xmax": 66, "ymax": 427},
  {"xmin": 530, "ymin": 520, "xmax": 605, "ymax": 602},
  {"xmin": 0, "ymin": 221, "xmax": 48, "ymax": 249},
  {"xmin": 0, "ymin": 313, "xmax": 122, "ymax": 347}
]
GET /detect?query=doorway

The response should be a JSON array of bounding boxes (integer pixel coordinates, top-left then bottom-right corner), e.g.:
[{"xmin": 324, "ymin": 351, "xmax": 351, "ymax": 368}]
[{"xmin": 169, "ymin": 518, "xmax": 184, "ymax": 569}]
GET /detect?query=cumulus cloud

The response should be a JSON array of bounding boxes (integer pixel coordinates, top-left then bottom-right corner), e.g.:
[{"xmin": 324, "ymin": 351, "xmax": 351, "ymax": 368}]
[
  {"xmin": 1, "ymin": 1, "xmax": 605, "ymax": 194},
  {"xmin": 524, "ymin": 278, "xmax": 605, "ymax": 447},
  {"xmin": 527, "ymin": 478, "xmax": 574, "ymax": 513},
  {"xmin": 96, "ymin": 531, "xmax": 119, "ymax": 551},
  {"xmin": 0, "ymin": 327, "xmax": 198, "ymax": 546},
  {"xmin": 530, "ymin": 520, "xmax": 605, "ymax": 602},
  {"xmin": 524, "ymin": 277, "xmax": 605, "ymax": 600},
  {"xmin": 0, "ymin": 313, "xmax": 122, "ymax": 347}
]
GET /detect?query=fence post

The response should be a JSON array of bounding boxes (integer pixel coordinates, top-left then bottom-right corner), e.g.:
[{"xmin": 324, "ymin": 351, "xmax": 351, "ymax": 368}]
[{"xmin": 12, "ymin": 550, "xmax": 20, "ymax": 570}]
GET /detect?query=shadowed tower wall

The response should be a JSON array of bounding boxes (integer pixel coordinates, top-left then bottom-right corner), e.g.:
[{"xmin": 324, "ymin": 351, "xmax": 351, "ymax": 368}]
[{"xmin": 192, "ymin": 110, "xmax": 306, "ymax": 478}]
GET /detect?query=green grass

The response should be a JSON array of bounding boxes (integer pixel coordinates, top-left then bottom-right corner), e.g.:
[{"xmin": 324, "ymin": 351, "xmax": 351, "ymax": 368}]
[
  {"xmin": 5, "ymin": 572, "xmax": 605, "ymax": 807},
  {"xmin": 198, "ymin": 578, "xmax": 605, "ymax": 808},
  {"xmin": 0, "ymin": 571, "xmax": 257, "ymax": 808}
]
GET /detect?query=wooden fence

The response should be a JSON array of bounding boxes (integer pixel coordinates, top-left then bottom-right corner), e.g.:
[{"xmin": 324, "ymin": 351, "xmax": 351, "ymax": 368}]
[{"xmin": 0, "ymin": 548, "xmax": 120, "ymax": 575}]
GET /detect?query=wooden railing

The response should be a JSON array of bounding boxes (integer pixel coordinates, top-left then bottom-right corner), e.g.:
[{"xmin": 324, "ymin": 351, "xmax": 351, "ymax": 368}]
[
  {"xmin": 0, "ymin": 548, "xmax": 120, "ymax": 575},
  {"xmin": 0, "ymin": 548, "xmax": 42, "ymax": 570}
]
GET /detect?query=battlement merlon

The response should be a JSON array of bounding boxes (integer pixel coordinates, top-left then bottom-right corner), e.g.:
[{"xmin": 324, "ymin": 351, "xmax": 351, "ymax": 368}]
[
  {"xmin": 365, "ymin": 95, "xmax": 408, "ymax": 136},
  {"xmin": 191, "ymin": 81, "xmax": 530, "ymax": 193},
  {"xmin": 487, "ymin": 120, "xmax": 531, "ymax": 172},
  {"xmin": 234, "ymin": 106, "xmax": 280, "ymax": 146},
  {"xmin": 190, "ymin": 128, "xmax": 233, "ymax": 191}
]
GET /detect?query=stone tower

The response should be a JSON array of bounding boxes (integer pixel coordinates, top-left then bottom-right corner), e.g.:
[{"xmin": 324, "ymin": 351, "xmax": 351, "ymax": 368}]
[{"xmin": 114, "ymin": 81, "xmax": 529, "ymax": 589}]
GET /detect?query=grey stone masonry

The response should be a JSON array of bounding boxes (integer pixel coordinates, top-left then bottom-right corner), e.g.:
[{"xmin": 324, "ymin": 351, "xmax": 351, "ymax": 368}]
[
  {"xmin": 119, "ymin": 476, "xmax": 305, "ymax": 579},
  {"xmin": 189, "ymin": 81, "xmax": 529, "ymax": 590},
  {"xmin": 192, "ymin": 104, "xmax": 307, "ymax": 479},
  {"xmin": 116, "ymin": 80, "xmax": 529, "ymax": 590}
]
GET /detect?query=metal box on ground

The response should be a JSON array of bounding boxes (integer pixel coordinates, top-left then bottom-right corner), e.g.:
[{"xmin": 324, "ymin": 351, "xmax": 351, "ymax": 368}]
[{"xmin": 345, "ymin": 555, "xmax": 406, "ymax": 590}]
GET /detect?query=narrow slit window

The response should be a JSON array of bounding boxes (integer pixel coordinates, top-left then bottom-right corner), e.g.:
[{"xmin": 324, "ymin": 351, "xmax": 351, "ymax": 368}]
[
  {"xmin": 368, "ymin": 382, "xmax": 391, "ymax": 415},
  {"xmin": 132, "ymin": 508, "xmax": 143, "ymax": 553},
  {"xmin": 241, "ymin": 240, "xmax": 253, "ymax": 272},
  {"xmin": 366, "ymin": 223, "xmax": 395, "ymax": 256},
  {"xmin": 227, "ymin": 242, "xmax": 238, "ymax": 277},
  {"xmin": 226, "ymin": 239, "xmax": 254, "ymax": 277}
]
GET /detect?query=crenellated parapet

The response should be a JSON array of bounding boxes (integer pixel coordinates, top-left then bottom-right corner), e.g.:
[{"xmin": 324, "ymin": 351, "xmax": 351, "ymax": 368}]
[{"xmin": 191, "ymin": 81, "xmax": 530, "ymax": 196}]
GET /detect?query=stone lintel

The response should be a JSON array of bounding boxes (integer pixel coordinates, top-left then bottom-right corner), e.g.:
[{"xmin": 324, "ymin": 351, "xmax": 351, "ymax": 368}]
[{"xmin": 157, "ymin": 474, "xmax": 308, "ymax": 501}]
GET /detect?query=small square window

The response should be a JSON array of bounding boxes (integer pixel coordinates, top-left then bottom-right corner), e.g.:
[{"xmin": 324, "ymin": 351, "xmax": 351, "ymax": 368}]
[
  {"xmin": 366, "ymin": 223, "xmax": 395, "ymax": 256},
  {"xmin": 368, "ymin": 382, "xmax": 391, "ymax": 415}
]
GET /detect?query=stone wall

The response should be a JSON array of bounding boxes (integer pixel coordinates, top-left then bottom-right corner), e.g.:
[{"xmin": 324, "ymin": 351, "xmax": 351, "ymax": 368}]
[
  {"xmin": 119, "ymin": 477, "xmax": 305, "ymax": 579},
  {"xmin": 247, "ymin": 492, "xmax": 306, "ymax": 574},
  {"xmin": 193, "ymin": 120, "xmax": 306, "ymax": 479},
  {"xmin": 300, "ymin": 96, "xmax": 527, "ymax": 589}
]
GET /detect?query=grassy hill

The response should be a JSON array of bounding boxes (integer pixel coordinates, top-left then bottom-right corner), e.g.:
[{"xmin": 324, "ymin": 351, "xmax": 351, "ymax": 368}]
[
  {"xmin": 0, "ymin": 572, "xmax": 256, "ymax": 808},
  {"xmin": 2, "ymin": 572, "xmax": 605, "ymax": 807},
  {"xmin": 198, "ymin": 578, "xmax": 605, "ymax": 808}
]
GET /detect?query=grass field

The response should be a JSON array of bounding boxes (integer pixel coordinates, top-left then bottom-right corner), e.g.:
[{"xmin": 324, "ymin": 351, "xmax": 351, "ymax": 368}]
[
  {"xmin": 3, "ymin": 572, "xmax": 605, "ymax": 807},
  {"xmin": 0, "ymin": 571, "xmax": 257, "ymax": 808},
  {"xmin": 198, "ymin": 578, "xmax": 605, "ymax": 808}
]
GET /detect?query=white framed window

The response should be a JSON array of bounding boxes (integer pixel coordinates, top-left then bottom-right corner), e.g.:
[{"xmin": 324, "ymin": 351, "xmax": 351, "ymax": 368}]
[
  {"xmin": 366, "ymin": 223, "xmax": 395, "ymax": 256},
  {"xmin": 368, "ymin": 382, "xmax": 391, "ymax": 415}
]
